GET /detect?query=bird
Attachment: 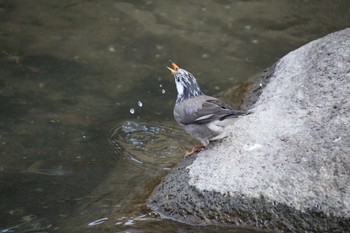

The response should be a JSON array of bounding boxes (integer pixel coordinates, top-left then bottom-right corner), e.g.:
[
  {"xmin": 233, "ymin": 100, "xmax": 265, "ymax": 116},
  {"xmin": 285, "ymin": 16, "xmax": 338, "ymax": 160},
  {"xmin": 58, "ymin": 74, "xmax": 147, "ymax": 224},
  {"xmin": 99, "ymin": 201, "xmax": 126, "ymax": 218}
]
[{"xmin": 167, "ymin": 61, "xmax": 250, "ymax": 157}]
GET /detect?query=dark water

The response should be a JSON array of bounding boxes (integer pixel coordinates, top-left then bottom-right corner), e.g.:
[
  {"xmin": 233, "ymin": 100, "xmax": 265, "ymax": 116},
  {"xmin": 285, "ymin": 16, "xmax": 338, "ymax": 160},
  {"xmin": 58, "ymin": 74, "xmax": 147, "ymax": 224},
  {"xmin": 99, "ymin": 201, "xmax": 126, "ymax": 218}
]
[{"xmin": 0, "ymin": 1, "xmax": 349, "ymax": 232}]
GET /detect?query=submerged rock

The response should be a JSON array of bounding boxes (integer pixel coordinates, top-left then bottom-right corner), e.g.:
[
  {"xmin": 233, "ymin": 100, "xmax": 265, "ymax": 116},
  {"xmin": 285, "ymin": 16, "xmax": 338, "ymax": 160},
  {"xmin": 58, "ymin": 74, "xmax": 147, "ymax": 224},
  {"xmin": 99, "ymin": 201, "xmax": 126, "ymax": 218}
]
[{"xmin": 149, "ymin": 28, "xmax": 350, "ymax": 232}]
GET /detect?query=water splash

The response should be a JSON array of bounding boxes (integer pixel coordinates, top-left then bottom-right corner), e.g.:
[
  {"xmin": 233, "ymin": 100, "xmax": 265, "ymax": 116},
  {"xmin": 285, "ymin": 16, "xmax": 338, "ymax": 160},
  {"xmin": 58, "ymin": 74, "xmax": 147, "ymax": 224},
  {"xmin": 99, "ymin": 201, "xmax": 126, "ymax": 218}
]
[{"xmin": 107, "ymin": 121, "xmax": 192, "ymax": 167}]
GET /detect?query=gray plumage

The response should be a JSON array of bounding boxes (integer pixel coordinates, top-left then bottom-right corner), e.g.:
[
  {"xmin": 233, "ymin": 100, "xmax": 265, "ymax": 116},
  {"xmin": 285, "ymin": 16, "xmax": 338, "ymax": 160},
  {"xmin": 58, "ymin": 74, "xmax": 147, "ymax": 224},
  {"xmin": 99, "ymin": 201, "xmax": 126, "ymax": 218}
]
[{"xmin": 168, "ymin": 62, "xmax": 248, "ymax": 147}]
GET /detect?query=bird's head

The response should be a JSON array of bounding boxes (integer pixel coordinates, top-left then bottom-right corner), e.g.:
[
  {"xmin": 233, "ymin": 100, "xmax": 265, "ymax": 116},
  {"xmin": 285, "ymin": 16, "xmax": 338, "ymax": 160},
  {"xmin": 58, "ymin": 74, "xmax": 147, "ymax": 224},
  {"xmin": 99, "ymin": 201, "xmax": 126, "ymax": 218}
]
[{"xmin": 167, "ymin": 61, "xmax": 203, "ymax": 103}]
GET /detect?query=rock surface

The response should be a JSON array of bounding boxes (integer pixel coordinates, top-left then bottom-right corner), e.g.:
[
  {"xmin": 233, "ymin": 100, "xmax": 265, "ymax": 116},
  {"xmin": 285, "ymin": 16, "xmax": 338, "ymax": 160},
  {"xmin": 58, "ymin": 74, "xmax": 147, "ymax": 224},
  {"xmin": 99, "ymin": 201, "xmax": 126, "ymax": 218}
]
[{"xmin": 149, "ymin": 28, "xmax": 350, "ymax": 232}]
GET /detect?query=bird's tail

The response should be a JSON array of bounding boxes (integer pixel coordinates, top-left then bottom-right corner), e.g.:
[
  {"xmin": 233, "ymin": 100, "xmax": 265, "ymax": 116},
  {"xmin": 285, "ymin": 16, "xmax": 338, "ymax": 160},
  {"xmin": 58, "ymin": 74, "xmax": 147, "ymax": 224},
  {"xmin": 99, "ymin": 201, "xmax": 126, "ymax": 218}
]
[{"xmin": 219, "ymin": 110, "xmax": 252, "ymax": 121}]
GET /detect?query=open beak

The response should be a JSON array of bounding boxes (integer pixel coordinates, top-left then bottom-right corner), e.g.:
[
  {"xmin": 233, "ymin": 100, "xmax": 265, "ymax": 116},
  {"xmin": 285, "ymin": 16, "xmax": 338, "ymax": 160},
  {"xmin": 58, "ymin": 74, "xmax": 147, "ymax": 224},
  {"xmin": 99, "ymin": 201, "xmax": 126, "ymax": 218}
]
[{"xmin": 167, "ymin": 61, "xmax": 180, "ymax": 73}]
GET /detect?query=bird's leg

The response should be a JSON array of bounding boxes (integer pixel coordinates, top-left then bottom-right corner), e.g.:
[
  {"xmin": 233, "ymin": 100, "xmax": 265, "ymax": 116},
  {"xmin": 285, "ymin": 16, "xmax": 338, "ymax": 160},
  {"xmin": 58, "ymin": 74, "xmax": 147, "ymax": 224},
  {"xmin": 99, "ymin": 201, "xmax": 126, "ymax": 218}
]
[{"xmin": 184, "ymin": 143, "xmax": 206, "ymax": 157}]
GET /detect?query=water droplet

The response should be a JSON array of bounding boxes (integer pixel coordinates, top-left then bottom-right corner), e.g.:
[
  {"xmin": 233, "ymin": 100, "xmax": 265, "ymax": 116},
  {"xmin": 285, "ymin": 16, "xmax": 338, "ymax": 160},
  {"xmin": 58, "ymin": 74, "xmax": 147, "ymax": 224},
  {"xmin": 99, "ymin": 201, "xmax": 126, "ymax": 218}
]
[
  {"xmin": 129, "ymin": 108, "xmax": 135, "ymax": 114},
  {"xmin": 159, "ymin": 84, "xmax": 163, "ymax": 88},
  {"xmin": 108, "ymin": 45, "xmax": 115, "ymax": 52},
  {"xmin": 137, "ymin": 101, "xmax": 143, "ymax": 107},
  {"xmin": 161, "ymin": 89, "xmax": 166, "ymax": 94},
  {"xmin": 156, "ymin": 44, "xmax": 163, "ymax": 50}
]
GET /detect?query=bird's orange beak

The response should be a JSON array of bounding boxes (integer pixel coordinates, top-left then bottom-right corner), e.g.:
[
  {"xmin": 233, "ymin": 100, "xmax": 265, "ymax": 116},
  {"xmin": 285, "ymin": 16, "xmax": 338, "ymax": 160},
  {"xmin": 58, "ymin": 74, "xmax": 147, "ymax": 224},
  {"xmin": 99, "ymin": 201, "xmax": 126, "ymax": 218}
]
[{"xmin": 167, "ymin": 61, "xmax": 180, "ymax": 73}]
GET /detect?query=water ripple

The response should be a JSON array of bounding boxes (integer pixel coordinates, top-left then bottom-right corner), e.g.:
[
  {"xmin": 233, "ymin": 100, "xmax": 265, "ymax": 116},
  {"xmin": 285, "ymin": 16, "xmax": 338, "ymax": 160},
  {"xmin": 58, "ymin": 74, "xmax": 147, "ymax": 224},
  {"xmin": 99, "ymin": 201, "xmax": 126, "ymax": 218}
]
[{"xmin": 107, "ymin": 121, "xmax": 191, "ymax": 166}]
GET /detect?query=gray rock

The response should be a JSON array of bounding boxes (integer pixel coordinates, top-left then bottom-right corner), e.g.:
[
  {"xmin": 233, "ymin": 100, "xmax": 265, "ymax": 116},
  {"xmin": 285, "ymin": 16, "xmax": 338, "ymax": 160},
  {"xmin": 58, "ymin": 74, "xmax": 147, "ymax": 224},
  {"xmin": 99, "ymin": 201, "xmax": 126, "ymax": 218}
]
[{"xmin": 148, "ymin": 28, "xmax": 350, "ymax": 232}]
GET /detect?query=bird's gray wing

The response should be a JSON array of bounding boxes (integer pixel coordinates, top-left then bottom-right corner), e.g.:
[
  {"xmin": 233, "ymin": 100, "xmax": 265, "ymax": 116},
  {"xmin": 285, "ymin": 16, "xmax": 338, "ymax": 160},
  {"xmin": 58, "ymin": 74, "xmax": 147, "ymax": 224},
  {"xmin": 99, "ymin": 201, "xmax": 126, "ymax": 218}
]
[{"xmin": 174, "ymin": 95, "xmax": 247, "ymax": 125}]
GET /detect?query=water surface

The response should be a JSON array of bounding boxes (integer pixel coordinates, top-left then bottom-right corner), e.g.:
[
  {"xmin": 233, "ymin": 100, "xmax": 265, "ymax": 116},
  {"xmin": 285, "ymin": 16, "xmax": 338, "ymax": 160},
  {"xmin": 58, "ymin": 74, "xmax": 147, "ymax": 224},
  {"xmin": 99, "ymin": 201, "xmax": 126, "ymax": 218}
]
[{"xmin": 0, "ymin": 1, "xmax": 349, "ymax": 232}]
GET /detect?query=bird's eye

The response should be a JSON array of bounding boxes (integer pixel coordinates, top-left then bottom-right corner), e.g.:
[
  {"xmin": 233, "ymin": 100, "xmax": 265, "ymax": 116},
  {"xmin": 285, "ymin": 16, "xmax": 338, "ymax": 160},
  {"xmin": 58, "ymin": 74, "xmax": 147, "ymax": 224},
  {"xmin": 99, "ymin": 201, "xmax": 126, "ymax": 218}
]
[{"xmin": 176, "ymin": 77, "xmax": 180, "ymax": 82}]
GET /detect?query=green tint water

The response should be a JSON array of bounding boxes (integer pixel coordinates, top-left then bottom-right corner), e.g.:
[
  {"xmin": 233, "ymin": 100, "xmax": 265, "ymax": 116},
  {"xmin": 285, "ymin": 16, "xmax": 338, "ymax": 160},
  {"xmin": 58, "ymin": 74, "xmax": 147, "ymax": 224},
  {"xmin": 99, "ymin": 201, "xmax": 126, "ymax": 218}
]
[{"xmin": 0, "ymin": 1, "xmax": 349, "ymax": 232}]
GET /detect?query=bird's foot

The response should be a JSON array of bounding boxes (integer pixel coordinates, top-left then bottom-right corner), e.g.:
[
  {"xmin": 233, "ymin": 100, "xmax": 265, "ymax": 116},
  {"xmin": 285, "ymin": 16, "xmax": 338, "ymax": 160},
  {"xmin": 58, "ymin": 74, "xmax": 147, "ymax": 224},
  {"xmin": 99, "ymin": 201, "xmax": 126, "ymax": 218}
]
[{"xmin": 184, "ymin": 144, "xmax": 205, "ymax": 157}]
